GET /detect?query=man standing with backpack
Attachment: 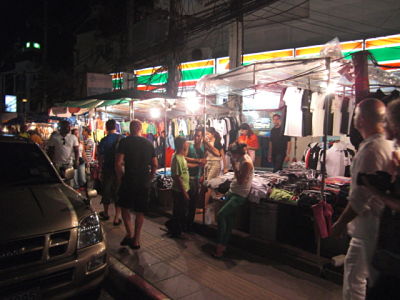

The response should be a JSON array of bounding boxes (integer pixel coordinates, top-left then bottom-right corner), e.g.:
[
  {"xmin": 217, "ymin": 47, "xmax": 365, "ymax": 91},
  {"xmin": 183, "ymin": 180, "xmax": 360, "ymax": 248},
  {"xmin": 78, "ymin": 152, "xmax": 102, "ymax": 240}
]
[{"xmin": 98, "ymin": 119, "xmax": 123, "ymax": 225}]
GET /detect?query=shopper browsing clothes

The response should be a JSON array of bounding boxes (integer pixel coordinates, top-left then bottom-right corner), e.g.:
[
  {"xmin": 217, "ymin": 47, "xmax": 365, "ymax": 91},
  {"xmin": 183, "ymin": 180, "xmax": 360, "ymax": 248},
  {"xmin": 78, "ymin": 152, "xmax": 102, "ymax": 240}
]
[
  {"xmin": 214, "ymin": 143, "xmax": 254, "ymax": 258},
  {"xmin": 268, "ymin": 114, "xmax": 291, "ymax": 172},
  {"xmin": 331, "ymin": 99, "xmax": 394, "ymax": 300},
  {"xmin": 71, "ymin": 128, "xmax": 86, "ymax": 190},
  {"xmin": 185, "ymin": 128, "xmax": 206, "ymax": 232},
  {"xmin": 204, "ymin": 127, "xmax": 225, "ymax": 210},
  {"xmin": 115, "ymin": 120, "xmax": 158, "ymax": 249},
  {"xmin": 82, "ymin": 127, "xmax": 95, "ymax": 165},
  {"xmin": 237, "ymin": 123, "xmax": 259, "ymax": 162},
  {"xmin": 98, "ymin": 120, "xmax": 123, "ymax": 225},
  {"xmin": 47, "ymin": 120, "xmax": 79, "ymax": 183}
]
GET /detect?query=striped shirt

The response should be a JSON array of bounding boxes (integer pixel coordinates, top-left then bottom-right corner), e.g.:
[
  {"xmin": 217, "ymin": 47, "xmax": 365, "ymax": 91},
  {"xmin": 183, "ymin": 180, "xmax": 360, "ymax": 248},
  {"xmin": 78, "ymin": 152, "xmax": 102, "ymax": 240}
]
[{"xmin": 84, "ymin": 137, "xmax": 95, "ymax": 163}]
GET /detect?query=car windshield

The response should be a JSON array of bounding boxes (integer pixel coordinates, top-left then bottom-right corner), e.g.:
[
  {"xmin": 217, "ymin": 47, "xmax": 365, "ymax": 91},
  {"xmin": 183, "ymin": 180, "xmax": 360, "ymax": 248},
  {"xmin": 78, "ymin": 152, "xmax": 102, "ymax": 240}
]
[{"xmin": 0, "ymin": 142, "xmax": 60, "ymax": 186}]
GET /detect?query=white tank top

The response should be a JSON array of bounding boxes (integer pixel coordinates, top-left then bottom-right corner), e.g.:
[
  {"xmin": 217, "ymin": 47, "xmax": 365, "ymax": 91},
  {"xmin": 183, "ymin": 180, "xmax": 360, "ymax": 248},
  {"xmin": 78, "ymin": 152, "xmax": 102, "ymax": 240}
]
[{"xmin": 230, "ymin": 154, "xmax": 254, "ymax": 198}]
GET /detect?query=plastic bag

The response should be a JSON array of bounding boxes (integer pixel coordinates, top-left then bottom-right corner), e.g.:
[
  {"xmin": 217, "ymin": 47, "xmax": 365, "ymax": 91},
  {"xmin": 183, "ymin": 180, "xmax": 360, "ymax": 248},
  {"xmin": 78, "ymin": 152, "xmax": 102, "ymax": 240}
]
[{"xmin": 320, "ymin": 37, "xmax": 343, "ymax": 60}]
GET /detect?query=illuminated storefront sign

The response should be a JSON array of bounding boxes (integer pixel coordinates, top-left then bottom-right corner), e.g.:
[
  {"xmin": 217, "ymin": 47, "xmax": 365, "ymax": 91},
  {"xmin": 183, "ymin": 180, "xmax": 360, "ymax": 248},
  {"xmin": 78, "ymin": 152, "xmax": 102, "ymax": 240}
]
[
  {"xmin": 365, "ymin": 34, "xmax": 400, "ymax": 70},
  {"xmin": 130, "ymin": 34, "xmax": 400, "ymax": 91}
]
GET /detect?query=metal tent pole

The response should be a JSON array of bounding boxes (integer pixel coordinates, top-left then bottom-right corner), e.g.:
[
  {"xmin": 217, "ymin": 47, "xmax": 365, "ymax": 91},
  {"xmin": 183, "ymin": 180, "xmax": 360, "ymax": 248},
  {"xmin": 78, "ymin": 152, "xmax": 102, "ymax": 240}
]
[
  {"xmin": 164, "ymin": 98, "xmax": 167, "ymax": 175},
  {"xmin": 203, "ymin": 94, "xmax": 207, "ymax": 225}
]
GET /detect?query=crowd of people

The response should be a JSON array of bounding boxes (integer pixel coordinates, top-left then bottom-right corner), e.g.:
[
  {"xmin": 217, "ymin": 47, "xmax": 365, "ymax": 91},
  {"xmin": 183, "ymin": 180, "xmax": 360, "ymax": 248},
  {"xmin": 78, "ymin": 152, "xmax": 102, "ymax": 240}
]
[{"xmin": 3, "ymin": 97, "xmax": 400, "ymax": 298}]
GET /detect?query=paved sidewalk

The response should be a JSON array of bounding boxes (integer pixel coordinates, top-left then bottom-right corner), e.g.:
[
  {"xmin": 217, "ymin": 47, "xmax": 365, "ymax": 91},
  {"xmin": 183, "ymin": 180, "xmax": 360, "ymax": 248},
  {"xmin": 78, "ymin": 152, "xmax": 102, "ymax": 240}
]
[{"xmin": 92, "ymin": 198, "xmax": 342, "ymax": 300}]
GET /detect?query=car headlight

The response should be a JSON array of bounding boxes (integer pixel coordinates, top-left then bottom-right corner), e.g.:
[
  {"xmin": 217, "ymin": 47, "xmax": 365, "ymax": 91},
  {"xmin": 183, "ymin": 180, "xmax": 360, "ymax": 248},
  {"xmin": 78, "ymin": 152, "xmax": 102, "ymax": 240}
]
[{"xmin": 77, "ymin": 214, "xmax": 103, "ymax": 249}]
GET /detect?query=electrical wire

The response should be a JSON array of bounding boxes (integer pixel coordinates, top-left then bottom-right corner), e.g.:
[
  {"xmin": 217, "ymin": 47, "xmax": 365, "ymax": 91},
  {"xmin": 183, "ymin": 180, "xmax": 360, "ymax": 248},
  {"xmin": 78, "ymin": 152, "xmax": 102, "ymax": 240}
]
[{"xmin": 248, "ymin": 2, "xmax": 371, "ymax": 36}]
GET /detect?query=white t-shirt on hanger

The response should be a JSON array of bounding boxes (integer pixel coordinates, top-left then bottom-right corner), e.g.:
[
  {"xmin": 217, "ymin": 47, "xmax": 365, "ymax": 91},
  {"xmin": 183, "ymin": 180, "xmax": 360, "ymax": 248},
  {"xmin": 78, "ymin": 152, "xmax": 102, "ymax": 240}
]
[{"xmin": 284, "ymin": 87, "xmax": 303, "ymax": 137}]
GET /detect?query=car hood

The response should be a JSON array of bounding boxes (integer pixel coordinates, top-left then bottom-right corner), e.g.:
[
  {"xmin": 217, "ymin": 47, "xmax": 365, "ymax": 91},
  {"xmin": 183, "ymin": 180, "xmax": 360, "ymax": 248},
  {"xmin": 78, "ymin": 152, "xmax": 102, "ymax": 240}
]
[{"xmin": 0, "ymin": 184, "xmax": 81, "ymax": 241}]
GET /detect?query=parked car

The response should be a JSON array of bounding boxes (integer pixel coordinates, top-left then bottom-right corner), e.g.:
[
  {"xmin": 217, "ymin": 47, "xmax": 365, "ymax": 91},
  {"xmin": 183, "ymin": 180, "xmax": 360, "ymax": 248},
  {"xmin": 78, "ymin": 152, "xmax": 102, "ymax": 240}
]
[{"xmin": 0, "ymin": 134, "xmax": 107, "ymax": 299}]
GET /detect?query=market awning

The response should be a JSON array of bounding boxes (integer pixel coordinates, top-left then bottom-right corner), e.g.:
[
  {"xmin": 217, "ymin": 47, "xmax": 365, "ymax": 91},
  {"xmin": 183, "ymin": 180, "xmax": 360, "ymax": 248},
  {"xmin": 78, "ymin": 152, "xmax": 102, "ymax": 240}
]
[
  {"xmin": 196, "ymin": 57, "xmax": 354, "ymax": 96},
  {"xmin": 196, "ymin": 56, "xmax": 400, "ymax": 96},
  {"xmin": 54, "ymin": 89, "xmax": 170, "ymax": 108},
  {"xmin": 3, "ymin": 114, "xmax": 64, "ymax": 125}
]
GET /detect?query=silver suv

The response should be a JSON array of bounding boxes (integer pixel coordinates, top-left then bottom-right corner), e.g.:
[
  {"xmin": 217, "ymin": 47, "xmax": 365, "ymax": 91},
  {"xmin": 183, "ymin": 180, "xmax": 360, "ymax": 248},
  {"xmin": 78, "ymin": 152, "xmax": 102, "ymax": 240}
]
[{"xmin": 0, "ymin": 135, "xmax": 107, "ymax": 299}]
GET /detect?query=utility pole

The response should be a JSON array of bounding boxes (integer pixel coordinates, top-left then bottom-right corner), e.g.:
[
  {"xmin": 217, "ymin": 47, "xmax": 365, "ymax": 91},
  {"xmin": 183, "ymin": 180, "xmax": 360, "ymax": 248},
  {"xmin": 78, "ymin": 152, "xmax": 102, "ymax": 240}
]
[
  {"xmin": 127, "ymin": 0, "xmax": 135, "ymax": 59},
  {"xmin": 228, "ymin": 0, "xmax": 244, "ymax": 120},
  {"xmin": 42, "ymin": 0, "xmax": 48, "ymax": 112},
  {"xmin": 166, "ymin": 0, "xmax": 179, "ymax": 98}
]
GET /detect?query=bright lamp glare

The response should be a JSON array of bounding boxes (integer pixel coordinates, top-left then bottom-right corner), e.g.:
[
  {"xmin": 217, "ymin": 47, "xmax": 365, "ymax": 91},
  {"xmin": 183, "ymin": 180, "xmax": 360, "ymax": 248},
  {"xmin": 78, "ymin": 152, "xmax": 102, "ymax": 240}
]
[
  {"xmin": 186, "ymin": 97, "xmax": 200, "ymax": 113},
  {"xmin": 326, "ymin": 81, "xmax": 337, "ymax": 94},
  {"xmin": 150, "ymin": 108, "xmax": 161, "ymax": 119}
]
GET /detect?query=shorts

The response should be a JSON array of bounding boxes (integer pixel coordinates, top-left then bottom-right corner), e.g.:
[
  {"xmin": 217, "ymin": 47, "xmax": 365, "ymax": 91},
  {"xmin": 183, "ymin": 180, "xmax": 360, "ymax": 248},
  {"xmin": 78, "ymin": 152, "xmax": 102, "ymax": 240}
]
[
  {"xmin": 118, "ymin": 183, "xmax": 150, "ymax": 213},
  {"xmin": 205, "ymin": 160, "xmax": 221, "ymax": 180},
  {"xmin": 101, "ymin": 171, "xmax": 119, "ymax": 205}
]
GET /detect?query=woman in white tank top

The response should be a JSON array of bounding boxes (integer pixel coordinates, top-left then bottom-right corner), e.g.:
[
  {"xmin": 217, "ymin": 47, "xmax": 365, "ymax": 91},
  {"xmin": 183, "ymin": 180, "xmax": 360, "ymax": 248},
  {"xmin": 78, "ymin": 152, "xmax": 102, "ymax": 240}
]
[{"xmin": 214, "ymin": 143, "xmax": 254, "ymax": 258}]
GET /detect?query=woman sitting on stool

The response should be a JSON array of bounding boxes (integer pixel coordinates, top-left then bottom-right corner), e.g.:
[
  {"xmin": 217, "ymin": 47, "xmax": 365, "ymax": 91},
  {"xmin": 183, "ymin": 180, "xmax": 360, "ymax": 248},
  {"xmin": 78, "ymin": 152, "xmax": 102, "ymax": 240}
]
[{"xmin": 214, "ymin": 143, "xmax": 254, "ymax": 258}]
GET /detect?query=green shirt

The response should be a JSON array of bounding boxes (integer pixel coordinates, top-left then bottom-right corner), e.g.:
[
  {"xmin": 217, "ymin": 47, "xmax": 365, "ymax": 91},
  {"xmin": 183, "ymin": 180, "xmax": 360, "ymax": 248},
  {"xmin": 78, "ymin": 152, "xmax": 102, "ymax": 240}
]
[
  {"xmin": 187, "ymin": 143, "xmax": 205, "ymax": 178},
  {"xmin": 171, "ymin": 153, "xmax": 190, "ymax": 192}
]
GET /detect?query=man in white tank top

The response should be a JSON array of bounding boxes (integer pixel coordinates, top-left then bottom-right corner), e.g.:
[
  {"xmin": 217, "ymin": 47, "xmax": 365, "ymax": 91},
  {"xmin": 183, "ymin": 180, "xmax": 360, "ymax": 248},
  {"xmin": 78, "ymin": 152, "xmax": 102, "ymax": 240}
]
[{"xmin": 214, "ymin": 143, "xmax": 254, "ymax": 258}]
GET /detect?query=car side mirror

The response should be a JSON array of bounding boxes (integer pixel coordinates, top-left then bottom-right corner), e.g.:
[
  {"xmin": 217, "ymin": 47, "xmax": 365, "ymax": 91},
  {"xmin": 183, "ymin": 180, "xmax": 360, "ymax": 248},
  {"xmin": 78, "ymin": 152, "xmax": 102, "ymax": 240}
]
[
  {"xmin": 63, "ymin": 167, "xmax": 75, "ymax": 181},
  {"xmin": 87, "ymin": 189, "xmax": 98, "ymax": 199}
]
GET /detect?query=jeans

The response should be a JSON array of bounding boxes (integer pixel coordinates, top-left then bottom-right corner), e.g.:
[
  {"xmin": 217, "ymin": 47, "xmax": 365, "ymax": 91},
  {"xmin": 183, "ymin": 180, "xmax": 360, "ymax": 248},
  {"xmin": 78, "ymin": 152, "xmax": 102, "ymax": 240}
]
[
  {"xmin": 272, "ymin": 153, "xmax": 285, "ymax": 173},
  {"xmin": 73, "ymin": 163, "xmax": 86, "ymax": 188},
  {"xmin": 217, "ymin": 193, "xmax": 247, "ymax": 245}
]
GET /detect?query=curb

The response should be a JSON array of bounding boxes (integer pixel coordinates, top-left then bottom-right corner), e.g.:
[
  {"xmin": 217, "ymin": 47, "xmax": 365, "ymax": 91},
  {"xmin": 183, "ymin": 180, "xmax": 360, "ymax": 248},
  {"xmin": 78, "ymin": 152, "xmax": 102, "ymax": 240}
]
[{"xmin": 108, "ymin": 256, "xmax": 171, "ymax": 300}]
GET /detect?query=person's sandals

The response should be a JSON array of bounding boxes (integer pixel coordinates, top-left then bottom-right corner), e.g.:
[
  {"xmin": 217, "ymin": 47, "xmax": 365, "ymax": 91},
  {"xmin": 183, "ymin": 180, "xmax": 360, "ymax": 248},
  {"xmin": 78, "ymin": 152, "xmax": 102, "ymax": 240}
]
[
  {"xmin": 120, "ymin": 237, "xmax": 131, "ymax": 246},
  {"xmin": 98, "ymin": 211, "xmax": 110, "ymax": 221},
  {"xmin": 120, "ymin": 237, "xmax": 140, "ymax": 249},
  {"xmin": 129, "ymin": 244, "xmax": 141, "ymax": 250},
  {"xmin": 113, "ymin": 219, "xmax": 122, "ymax": 226}
]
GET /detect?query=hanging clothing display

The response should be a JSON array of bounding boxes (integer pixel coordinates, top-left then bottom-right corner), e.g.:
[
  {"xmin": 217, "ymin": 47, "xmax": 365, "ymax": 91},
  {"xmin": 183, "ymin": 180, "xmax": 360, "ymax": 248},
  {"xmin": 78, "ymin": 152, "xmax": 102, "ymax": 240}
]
[
  {"xmin": 121, "ymin": 121, "xmax": 130, "ymax": 134},
  {"xmin": 310, "ymin": 92, "xmax": 326, "ymax": 137},
  {"xmin": 324, "ymin": 95, "xmax": 334, "ymax": 136},
  {"xmin": 325, "ymin": 141, "xmax": 354, "ymax": 177},
  {"xmin": 302, "ymin": 89, "xmax": 313, "ymax": 137},
  {"xmin": 283, "ymin": 87, "xmax": 303, "ymax": 137},
  {"xmin": 332, "ymin": 95, "xmax": 343, "ymax": 136},
  {"xmin": 340, "ymin": 97, "xmax": 350, "ymax": 135}
]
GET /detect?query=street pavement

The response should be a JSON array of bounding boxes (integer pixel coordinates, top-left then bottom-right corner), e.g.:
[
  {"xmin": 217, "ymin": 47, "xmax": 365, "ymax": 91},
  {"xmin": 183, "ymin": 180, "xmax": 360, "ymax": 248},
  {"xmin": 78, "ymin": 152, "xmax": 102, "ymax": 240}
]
[{"xmin": 91, "ymin": 197, "xmax": 342, "ymax": 300}]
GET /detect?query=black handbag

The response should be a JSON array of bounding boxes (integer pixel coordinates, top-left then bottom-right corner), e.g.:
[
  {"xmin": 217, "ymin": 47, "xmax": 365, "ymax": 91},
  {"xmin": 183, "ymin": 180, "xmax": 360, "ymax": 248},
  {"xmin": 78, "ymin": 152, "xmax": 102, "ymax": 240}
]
[{"xmin": 372, "ymin": 208, "xmax": 400, "ymax": 276}]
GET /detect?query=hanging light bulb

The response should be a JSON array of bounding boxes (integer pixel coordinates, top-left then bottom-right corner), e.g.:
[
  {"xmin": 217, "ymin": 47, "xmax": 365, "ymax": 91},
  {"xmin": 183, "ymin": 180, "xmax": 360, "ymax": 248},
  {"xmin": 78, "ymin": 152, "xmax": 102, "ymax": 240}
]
[
  {"xmin": 150, "ymin": 108, "xmax": 161, "ymax": 119},
  {"xmin": 326, "ymin": 81, "xmax": 338, "ymax": 94},
  {"xmin": 185, "ymin": 96, "xmax": 200, "ymax": 113}
]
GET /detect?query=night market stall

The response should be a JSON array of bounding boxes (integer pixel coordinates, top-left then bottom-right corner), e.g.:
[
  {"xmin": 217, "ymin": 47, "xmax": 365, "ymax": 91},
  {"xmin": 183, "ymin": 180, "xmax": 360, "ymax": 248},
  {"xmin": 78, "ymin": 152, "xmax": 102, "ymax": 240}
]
[{"xmin": 195, "ymin": 44, "xmax": 400, "ymax": 272}]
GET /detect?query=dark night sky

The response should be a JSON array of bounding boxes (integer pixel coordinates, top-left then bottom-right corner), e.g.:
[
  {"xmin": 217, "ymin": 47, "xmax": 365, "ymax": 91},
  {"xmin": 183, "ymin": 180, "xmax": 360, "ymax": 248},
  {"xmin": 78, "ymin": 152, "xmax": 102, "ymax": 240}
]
[{"xmin": 0, "ymin": 0, "xmax": 95, "ymax": 70}]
